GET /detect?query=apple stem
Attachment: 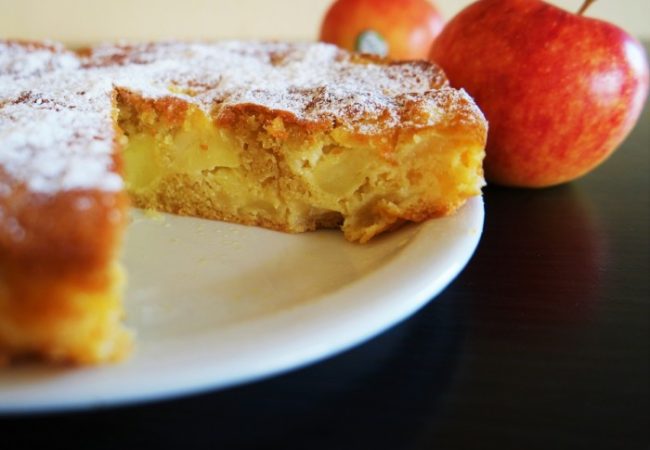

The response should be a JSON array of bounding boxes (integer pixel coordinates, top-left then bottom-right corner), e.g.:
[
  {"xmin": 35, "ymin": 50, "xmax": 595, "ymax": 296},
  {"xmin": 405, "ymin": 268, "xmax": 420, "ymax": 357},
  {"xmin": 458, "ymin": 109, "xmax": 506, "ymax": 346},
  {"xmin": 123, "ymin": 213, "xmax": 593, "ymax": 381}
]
[{"xmin": 577, "ymin": 0, "xmax": 596, "ymax": 15}]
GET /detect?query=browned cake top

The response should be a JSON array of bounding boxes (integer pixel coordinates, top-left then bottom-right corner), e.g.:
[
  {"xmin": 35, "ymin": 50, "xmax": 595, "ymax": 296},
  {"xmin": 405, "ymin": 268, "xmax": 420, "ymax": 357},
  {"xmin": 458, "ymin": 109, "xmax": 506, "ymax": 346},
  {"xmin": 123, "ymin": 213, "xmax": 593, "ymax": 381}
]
[{"xmin": 0, "ymin": 40, "xmax": 482, "ymax": 196}]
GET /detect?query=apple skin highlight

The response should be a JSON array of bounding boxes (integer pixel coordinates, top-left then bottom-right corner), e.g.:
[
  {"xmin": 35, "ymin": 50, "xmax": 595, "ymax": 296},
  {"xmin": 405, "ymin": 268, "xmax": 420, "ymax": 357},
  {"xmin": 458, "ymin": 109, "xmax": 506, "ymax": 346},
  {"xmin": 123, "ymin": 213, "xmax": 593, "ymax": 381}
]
[{"xmin": 430, "ymin": 0, "xmax": 649, "ymax": 188}]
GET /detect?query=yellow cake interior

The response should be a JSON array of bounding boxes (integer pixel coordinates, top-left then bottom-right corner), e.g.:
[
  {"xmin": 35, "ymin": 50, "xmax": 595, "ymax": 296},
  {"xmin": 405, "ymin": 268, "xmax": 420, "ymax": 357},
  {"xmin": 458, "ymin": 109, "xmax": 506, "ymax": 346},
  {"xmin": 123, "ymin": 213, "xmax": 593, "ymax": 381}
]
[
  {"xmin": 117, "ymin": 91, "xmax": 484, "ymax": 243},
  {"xmin": 0, "ymin": 263, "xmax": 129, "ymax": 365}
]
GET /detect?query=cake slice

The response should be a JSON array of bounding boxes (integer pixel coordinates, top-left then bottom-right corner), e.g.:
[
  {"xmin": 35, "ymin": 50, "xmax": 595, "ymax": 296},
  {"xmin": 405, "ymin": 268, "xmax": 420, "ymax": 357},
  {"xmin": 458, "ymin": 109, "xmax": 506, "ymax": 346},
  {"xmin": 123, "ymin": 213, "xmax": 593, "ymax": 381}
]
[
  {"xmin": 0, "ymin": 40, "xmax": 487, "ymax": 364},
  {"xmin": 0, "ymin": 41, "xmax": 131, "ymax": 364}
]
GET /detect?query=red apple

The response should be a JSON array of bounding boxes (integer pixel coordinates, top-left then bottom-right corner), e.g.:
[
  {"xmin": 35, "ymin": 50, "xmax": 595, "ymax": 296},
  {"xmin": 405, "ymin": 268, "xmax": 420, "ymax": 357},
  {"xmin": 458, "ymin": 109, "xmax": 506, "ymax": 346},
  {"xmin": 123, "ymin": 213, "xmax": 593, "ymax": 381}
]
[
  {"xmin": 320, "ymin": 0, "xmax": 444, "ymax": 60},
  {"xmin": 429, "ymin": 0, "xmax": 649, "ymax": 187}
]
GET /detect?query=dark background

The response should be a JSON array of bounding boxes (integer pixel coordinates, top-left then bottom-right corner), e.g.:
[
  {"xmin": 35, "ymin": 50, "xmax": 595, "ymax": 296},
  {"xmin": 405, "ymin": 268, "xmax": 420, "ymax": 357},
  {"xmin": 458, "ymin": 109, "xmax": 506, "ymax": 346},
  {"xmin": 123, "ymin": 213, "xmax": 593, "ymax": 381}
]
[{"xmin": 1, "ymin": 63, "xmax": 648, "ymax": 450}]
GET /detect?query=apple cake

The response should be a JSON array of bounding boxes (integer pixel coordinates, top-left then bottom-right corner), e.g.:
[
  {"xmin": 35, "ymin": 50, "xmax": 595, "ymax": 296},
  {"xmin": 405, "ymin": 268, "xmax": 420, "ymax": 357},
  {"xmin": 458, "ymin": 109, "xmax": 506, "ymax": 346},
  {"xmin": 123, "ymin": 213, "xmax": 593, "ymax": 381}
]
[{"xmin": 0, "ymin": 40, "xmax": 487, "ymax": 365}]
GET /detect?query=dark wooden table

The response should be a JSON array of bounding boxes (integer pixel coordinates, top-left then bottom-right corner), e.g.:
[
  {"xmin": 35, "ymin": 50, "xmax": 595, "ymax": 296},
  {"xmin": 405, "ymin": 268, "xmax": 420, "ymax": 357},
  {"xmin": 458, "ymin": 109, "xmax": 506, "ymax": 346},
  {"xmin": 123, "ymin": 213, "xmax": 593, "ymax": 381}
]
[{"xmin": 2, "ymin": 74, "xmax": 648, "ymax": 450}]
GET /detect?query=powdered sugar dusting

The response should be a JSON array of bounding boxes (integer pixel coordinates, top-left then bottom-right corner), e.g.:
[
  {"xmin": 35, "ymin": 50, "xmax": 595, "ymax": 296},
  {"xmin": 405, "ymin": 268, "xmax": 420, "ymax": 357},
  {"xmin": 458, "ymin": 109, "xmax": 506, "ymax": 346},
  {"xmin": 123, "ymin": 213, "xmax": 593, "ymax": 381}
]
[
  {"xmin": 1, "ymin": 66, "xmax": 121, "ymax": 193},
  {"xmin": 0, "ymin": 40, "xmax": 479, "ymax": 195},
  {"xmin": 0, "ymin": 41, "xmax": 79, "ymax": 77}
]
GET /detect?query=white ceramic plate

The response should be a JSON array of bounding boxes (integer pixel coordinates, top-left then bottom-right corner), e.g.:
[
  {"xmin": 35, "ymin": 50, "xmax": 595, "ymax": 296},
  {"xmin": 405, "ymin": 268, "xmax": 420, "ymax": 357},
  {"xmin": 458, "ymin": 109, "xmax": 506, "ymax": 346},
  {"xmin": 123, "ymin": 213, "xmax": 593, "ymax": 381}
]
[{"xmin": 0, "ymin": 196, "xmax": 483, "ymax": 414}]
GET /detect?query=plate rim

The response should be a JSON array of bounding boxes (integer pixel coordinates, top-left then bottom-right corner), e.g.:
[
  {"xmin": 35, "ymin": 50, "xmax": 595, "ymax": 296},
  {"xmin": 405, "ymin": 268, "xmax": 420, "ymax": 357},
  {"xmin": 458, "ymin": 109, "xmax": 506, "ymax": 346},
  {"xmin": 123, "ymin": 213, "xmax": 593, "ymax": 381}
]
[{"xmin": 0, "ymin": 196, "xmax": 484, "ymax": 414}]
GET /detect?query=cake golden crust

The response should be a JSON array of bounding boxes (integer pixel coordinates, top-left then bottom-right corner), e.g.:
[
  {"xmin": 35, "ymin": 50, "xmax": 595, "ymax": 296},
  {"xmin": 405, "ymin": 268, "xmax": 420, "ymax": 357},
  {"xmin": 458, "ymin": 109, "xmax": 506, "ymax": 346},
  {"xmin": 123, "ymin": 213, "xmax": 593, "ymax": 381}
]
[
  {"xmin": 0, "ymin": 39, "xmax": 487, "ymax": 364},
  {"xmin": 0, "ymin": 172, "xmax": 127, "ymax": 270}
]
